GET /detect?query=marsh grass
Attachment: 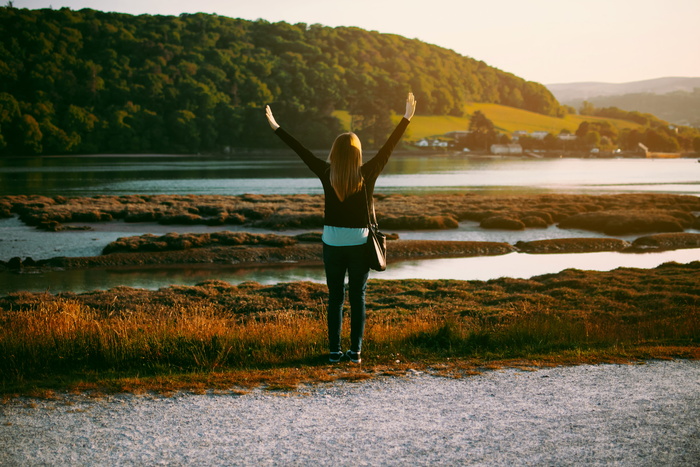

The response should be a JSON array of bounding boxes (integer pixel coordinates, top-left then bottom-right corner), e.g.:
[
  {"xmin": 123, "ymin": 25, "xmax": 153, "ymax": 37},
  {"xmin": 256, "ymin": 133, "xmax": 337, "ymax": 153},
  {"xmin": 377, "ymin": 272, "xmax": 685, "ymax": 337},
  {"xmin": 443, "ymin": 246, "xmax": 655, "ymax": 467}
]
[
  {"xmin": 3, "ymin": 193, "xmax": 699, "ymax": 234},
  {"xmin": 1, "ymin": 263, "xmax": 698, "ymax": 396}
]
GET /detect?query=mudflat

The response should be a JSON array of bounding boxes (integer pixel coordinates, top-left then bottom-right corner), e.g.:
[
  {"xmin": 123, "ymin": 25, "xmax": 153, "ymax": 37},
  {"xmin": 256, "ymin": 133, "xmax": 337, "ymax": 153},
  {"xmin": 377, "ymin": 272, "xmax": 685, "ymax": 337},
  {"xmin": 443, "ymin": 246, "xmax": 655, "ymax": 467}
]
[{"xmin": 2, "ymin": 192, "xmax": 699, "ymax": 272}]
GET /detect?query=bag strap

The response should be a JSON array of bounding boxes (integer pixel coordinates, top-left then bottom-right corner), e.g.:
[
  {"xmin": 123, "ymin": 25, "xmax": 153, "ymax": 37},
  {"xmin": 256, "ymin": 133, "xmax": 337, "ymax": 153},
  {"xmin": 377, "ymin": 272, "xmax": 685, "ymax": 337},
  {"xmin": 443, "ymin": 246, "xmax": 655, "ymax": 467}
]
[{"xmin": 363, "ymin": 183, "xmax": 378, "ymax": 227}]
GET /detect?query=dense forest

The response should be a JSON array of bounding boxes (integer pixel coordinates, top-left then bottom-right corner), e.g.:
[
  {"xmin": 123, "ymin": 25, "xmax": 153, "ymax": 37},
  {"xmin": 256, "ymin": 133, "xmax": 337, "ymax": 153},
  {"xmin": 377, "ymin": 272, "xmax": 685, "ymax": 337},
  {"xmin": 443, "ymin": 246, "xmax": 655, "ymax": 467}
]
[{"xmin": 0, "ymin": 6, "xmax": 563, "ymax": 156}]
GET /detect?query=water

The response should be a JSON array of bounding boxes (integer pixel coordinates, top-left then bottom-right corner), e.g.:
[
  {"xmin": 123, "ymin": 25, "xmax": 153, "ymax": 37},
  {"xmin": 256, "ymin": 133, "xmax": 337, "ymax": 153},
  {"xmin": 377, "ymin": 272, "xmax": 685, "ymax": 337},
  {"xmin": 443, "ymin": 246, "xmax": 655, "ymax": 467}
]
[
  {"xmin": 1, "ymin": 154, "xmax": 699, "ymax": 294},
  {"xmin": 0, "ymin": 216, "xmax": 654, "ymax": 262},
  {"xmin": 1, "ymin": 154, "xmax": 698, "ymax": 196},
  {"xmin": 2, "ymin": 249, "xmax": 699, "ymax": 296}
]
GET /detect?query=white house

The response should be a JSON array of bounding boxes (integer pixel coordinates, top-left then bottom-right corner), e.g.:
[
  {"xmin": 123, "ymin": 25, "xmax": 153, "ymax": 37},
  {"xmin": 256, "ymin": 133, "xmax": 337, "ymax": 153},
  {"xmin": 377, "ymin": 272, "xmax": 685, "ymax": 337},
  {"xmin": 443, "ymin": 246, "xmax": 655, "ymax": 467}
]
[{"xmin": 415, "ymin": 138, "xmax": 449, "ymax": 148}]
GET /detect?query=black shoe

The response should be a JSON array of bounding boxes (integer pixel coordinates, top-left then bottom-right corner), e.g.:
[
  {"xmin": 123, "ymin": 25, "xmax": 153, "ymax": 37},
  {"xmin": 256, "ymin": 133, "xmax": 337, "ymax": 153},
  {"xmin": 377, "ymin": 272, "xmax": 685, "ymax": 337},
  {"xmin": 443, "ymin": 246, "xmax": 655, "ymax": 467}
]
[
  {"xmin": 329, "ymin": 351, "xmax": 344, "ymax": 363},
  {"xmin": 345, "ymin": 350, "xmax": 361, "ymax": 364}
]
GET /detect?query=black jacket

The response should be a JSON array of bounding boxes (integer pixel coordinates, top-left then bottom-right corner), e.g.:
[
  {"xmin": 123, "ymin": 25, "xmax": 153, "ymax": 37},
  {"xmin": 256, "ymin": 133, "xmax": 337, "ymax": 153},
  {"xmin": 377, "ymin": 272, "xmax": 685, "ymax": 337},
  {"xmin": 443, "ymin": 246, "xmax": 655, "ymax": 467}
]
[{"xmin": 274, "ymin": 117, "xmax": 410, "ymax": 228}]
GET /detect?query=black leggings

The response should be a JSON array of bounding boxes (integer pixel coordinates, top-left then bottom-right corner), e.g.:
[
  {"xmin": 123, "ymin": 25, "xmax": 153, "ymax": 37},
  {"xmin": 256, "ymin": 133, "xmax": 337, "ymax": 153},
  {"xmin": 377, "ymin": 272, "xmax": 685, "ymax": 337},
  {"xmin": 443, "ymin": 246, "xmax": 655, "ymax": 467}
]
[{"xmin": 322, "ymin": 243, "xmax": 369, "ymax": 353}]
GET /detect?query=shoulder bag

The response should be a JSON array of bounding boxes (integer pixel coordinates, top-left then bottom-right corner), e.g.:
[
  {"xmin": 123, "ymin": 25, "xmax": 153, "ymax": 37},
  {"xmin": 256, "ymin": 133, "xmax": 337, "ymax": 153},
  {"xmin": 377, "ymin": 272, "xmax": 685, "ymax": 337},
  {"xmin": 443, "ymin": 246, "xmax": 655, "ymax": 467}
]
[{"xmin": 364, "ymin": 184, "xmax": 387, "ymax": 271}]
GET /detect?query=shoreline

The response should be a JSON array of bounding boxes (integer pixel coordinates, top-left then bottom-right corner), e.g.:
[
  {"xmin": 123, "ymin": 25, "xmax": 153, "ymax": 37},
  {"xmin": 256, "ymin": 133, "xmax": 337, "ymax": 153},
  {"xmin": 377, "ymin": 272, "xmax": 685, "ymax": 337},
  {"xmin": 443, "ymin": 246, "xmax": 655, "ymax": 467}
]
[{"xmin": 3, "ymin": 233, "xmax": 700, "ymax": 274}]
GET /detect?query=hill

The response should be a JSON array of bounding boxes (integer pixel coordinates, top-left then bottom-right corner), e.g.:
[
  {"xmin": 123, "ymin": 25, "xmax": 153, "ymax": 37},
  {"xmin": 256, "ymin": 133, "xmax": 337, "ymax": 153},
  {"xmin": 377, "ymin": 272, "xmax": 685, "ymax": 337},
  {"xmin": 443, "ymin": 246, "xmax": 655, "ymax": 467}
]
[
  {"xmin": 547, "ymin": 78, "xmax": 700, "ymax": 128},
  {"xmin": 546, "ymin": 77, "xmax": 700, "ymax": 101},
  {"xmin": 558, "ymin": 90, "xmax": 700, "ymax": 129},
  {"xmin": 0, "ymin": 6, "xmax": 561, "ymax": 156}
]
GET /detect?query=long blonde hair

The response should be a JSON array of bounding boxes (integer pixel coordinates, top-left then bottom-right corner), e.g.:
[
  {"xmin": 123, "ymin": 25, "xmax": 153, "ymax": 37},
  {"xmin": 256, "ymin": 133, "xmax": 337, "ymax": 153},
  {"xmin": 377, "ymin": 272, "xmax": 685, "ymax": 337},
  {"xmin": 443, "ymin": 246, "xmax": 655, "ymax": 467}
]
[{"xmin": 328, "ymin": 132, "xmax": 363, "ymax": 201}]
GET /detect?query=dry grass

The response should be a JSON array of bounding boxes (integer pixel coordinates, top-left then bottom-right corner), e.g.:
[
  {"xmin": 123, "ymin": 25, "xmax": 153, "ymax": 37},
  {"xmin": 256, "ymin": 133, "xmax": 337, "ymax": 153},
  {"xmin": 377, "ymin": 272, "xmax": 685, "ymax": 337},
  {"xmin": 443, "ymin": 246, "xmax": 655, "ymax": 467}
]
[
  {"xmin": 102, "ymin": 231, "xmax": 299, "ymax": 254},
  {"xmin": 558, "ymin": 209, "xmax": 694, "ymax": 235},
  {"xmin": 3, "ymin": 193, "xmax": 699, "ymax": 234},
  {"xmin": 1, "ymin": 262, "xmax": 698, "ymax": 396}
]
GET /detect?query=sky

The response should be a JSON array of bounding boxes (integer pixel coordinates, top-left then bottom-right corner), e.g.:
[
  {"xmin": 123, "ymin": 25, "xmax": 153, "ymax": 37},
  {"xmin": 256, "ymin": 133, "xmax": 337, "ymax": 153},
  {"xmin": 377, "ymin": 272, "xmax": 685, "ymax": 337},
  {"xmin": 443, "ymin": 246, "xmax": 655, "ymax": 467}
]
[{"xmin": 12, "ymin": 0, "xmax": 700, "ymax": 85}]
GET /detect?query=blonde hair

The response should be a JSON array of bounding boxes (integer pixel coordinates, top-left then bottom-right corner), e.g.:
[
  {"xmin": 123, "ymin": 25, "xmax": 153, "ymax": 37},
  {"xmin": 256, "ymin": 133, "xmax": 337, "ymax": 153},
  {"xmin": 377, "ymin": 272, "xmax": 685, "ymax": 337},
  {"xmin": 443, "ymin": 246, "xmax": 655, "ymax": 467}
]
[{"xmin": 328, "ymin": 132, "xmax": 363, "ymax": 201}]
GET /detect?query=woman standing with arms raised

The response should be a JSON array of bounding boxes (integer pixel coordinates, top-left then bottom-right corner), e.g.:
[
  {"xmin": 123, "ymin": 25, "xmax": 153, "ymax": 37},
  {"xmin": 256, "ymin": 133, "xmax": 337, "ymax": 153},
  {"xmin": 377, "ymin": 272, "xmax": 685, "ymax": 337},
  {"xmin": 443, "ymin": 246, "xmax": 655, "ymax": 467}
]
[{"xmin": 265, "ymin": 93, "xmax": 417, "ymax": 364}]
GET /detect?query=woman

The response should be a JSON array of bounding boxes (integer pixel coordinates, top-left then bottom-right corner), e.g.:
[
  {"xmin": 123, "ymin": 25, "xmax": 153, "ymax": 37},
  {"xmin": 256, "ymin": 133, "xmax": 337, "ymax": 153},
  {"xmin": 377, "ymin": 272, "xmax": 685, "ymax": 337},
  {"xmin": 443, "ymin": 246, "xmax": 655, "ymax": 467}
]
[{"xmin": 265, "ymin": 92, "xmax": 417, "ymax": 364}]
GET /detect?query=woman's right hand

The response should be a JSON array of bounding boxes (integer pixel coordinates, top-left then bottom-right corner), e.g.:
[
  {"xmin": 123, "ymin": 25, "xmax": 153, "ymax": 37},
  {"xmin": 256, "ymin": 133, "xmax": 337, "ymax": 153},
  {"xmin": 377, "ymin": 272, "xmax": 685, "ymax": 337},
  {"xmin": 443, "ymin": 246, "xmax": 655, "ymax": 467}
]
[
  {"xmin": 265, "ymin": 105, "xmax": 280, "ymax": 131},
  {"xmin": 404, "ymin": 92, "xmax": 417, "ymax": 120}
]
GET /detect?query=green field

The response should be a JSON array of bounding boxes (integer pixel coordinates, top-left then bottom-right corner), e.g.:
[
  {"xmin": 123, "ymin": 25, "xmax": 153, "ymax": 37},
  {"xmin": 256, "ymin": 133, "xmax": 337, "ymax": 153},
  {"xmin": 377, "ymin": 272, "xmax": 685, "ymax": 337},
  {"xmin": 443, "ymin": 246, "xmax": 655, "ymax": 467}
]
[{"xmin": 334, "ymin": 103, "xmax": 645, "ymax": 141}]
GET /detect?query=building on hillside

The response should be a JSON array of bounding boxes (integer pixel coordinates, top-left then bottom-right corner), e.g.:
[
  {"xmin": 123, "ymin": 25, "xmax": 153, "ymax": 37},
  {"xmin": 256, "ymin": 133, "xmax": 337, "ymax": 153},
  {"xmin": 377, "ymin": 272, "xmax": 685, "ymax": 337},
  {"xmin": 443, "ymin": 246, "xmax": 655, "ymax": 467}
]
[
  {"xmin": 511, "ymin": 130, "xmax": 528, "ymax": 142},
  {"xmin": 558, "ymin": 134, "xmax": 577, "ymax": 141},
  {"xmin": 415, "ymin": 138, "xmax": 449, "ymax": 148},
  {"xmin": 530, "ymin": 131, "xmax": 549, "ymax": 140},
  {"xmin": 490, "ymin": 144, "xmax": 523, "ymax": 155}
]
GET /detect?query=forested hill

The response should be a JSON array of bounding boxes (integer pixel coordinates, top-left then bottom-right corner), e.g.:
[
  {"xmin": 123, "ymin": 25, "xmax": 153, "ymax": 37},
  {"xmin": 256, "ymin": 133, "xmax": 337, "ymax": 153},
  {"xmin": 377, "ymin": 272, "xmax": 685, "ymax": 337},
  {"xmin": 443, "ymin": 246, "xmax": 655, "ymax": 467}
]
[{"xmin": 0, "ymin": 6, "xmax": 562, "ymax": 155}]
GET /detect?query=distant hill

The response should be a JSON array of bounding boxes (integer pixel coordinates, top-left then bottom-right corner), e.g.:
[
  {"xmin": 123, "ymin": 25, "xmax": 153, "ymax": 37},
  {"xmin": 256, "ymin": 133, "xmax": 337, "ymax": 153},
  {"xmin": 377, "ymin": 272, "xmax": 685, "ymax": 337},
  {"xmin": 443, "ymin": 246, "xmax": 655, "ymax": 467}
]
[
  {"xmin": 546, "ymin": 77, "xmax": 700, "ymax": 128},
  {"xmin": 546, "ymin": 77, "xmax": 700, "ymax": 102}
]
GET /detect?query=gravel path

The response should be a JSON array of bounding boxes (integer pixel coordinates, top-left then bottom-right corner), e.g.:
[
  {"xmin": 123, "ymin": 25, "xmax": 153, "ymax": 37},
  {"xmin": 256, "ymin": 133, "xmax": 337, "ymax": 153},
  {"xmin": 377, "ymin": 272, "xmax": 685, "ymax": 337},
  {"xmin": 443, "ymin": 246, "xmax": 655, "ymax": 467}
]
[{"xmin": 1, "ymin": 360, "xmax": 698, "ymax": 466}]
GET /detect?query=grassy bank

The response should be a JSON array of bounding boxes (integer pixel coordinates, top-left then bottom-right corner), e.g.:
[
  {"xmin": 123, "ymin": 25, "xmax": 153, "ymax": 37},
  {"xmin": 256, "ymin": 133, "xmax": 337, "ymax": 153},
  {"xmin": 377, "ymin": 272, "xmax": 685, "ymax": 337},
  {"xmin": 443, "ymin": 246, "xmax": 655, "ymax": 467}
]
[
  {"xmin": 1, "ymin": 262, "xmax": 697, "ymax": 397},
  {"xmin": 334, "ymin": 103, "xmax": 645, "ymax": 140}
]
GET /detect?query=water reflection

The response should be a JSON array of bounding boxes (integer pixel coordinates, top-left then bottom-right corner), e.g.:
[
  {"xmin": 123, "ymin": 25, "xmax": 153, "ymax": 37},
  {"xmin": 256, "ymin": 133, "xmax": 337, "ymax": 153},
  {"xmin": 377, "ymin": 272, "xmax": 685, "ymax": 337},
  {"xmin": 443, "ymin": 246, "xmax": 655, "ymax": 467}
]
[
  {"xmin": 2, "ymin": 215, "xmax": 658, "ymax": 262},
  {"xmin": 1, "ymin": 155, "xmax": 698, "ymax": 196},
  {"xmin": 2, "ymin": 248, "xmax": 698, "ymax": 296}
]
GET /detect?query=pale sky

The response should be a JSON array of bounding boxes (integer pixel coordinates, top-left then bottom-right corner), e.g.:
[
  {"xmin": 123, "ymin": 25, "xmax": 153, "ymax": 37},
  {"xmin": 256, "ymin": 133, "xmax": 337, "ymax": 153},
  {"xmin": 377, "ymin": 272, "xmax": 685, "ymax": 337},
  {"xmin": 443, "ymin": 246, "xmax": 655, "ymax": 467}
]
[{"xmin": 12, "ymin": 0, "xmax": 700, "ymax": 84}]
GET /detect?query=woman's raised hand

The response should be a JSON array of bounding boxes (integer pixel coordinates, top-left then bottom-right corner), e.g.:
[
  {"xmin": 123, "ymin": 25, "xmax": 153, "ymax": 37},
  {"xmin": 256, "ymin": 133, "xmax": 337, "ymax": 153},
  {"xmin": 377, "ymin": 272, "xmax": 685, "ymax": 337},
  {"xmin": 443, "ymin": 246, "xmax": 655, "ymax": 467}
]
[
  {"xmin": 404, "ymin": 92, "xmax": 417, "ymax": 120},
  {"xmin": 265, "ymin": 105, "xmax": 280, "ymax": 131}
]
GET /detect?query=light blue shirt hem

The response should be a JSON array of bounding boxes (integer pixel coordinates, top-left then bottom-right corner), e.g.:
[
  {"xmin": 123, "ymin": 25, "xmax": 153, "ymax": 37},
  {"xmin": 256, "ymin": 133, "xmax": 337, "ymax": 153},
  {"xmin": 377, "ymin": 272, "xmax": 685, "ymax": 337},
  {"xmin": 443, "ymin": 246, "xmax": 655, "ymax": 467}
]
[{"xmin": 322, "ymin": 226, "xmax": 369, "ymax": 246}]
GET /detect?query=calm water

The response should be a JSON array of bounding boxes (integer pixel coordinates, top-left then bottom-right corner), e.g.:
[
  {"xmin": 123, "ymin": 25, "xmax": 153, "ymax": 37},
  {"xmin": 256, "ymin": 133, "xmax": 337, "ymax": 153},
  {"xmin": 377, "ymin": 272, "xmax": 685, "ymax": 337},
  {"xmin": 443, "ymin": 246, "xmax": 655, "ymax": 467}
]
[
  {"xmin": 1, "ymin": 249, "xmax": 699, "ymax": 296},
  {"xmin": 1, "ymin": 154, "xmax": 699, "ymax": 294},
  {"xmin": 1, "ymin": 154, "xmax": 698, "ymax": 196}
]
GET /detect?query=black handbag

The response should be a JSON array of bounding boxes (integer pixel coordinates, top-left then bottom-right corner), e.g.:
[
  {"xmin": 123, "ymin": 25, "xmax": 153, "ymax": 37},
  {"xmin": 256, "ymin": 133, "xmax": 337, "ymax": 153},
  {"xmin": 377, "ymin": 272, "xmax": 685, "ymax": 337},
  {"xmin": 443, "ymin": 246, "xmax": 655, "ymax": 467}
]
[{"xmin": 364, "ymin": 184, "xmax": 386, "ymax": 271}]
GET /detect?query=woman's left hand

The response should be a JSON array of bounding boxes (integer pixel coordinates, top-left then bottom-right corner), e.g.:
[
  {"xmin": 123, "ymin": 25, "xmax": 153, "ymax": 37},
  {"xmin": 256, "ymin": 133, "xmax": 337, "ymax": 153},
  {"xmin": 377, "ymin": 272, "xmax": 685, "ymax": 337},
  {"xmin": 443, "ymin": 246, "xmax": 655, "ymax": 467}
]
[
  {"xmin": 265, "ymin": 105, "xmax": 280, "ymax": 130},
  {"xmin": 404, "ymin": 92, "xmax": 417, "ymax": 120}
]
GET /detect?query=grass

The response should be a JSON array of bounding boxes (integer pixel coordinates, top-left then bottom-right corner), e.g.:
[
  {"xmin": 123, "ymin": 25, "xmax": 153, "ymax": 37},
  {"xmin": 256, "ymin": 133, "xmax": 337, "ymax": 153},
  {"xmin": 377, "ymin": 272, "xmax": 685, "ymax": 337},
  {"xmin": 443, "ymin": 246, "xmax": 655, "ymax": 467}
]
[
  {"xmin": 333, "ymin": 102, "xmax": 645, "ymax": 141},
  {"xmin": 3, "ymin": 193, "xmax": 699, "ymax": 235},
  {"xmin": 1, "ymin": 262, "xmax": 698, "ymax": 397}
]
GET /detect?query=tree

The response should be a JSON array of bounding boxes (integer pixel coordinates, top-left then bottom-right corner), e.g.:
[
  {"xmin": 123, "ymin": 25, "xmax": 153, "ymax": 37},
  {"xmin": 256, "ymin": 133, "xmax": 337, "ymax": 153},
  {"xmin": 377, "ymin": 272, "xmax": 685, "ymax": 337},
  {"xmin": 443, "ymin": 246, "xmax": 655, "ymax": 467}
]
[
  {"xmin": 0, "ymin": 92, "xmax": 21, "ymax": 153},
  {"xmin": 168, "ymin": 109, "xmax": 200, "ymax": 153},
  {"xmin": 579, "ymin": 101, "xmax": 595, "ymax": 115},
  {"xmin": 469, "ymin": 110, "xmax": 494, "ymax": 133},
  {"xmin": 17, "ymin": 114, "xmax": 43, "ymax": 155},
  {"xmin": 693, "ymin": 136, "xmax": 700, "ymax": 154},
  {"xmin": 468, "ymin": 110, "xmax": 497, "ymax": 151}
]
